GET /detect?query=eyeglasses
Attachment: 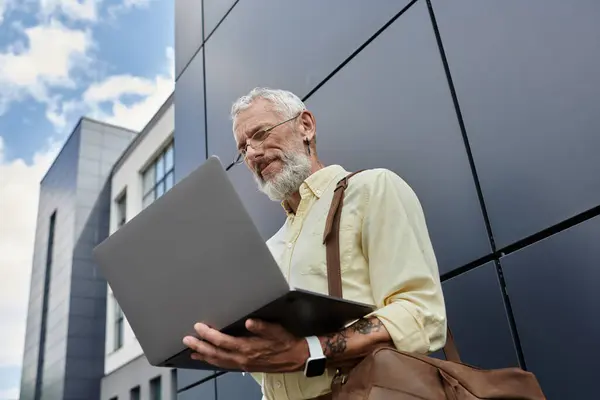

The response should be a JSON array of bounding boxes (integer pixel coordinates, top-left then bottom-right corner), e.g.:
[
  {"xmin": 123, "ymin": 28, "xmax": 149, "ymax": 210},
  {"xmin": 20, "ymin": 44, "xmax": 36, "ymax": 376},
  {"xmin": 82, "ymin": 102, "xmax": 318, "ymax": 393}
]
[{"xmin": 225, "ymin": 113, "xmax": 301, "ymax": 171}]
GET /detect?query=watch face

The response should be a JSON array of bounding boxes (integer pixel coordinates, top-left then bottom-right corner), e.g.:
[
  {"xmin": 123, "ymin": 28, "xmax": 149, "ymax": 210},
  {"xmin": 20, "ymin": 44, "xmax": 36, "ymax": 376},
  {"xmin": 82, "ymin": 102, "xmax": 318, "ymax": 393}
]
[{"xmin": 305, "ymin": 357, "xmax": 327, "ymax": 378}]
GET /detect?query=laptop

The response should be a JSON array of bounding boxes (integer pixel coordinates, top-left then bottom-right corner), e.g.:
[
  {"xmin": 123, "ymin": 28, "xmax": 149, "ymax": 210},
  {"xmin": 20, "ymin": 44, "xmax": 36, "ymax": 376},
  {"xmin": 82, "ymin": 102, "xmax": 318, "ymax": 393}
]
[{"xmin": 92, "ymin": 156, "xmax": 374, "ymax": 371}]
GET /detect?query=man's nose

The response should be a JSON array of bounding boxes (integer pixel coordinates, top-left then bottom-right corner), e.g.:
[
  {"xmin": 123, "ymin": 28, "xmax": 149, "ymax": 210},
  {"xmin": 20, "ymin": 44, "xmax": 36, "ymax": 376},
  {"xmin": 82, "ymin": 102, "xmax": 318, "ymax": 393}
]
[{"xmin": 245, "ymin": 144, "xmax": 264, "ymax": 164}]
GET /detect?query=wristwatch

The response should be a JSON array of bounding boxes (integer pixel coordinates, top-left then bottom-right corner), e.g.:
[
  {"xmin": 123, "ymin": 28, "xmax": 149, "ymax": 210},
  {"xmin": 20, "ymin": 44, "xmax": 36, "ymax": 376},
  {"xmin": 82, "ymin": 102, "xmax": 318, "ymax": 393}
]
[{"xmin": 304, "ymin": 336, "xmax": 327, "ymax": 377}]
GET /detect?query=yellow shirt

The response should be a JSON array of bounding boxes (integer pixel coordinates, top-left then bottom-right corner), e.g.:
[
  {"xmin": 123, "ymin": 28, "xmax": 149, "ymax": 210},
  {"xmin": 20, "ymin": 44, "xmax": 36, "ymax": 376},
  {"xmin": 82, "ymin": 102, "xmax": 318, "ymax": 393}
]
[{"xmin": 252, "ymin": 165, "xmax": 447, "ymax": 400}]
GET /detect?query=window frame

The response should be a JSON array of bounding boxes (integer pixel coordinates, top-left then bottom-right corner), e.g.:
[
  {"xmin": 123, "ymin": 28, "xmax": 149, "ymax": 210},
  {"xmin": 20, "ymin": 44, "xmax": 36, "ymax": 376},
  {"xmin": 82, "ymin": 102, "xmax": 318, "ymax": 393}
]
[
  {"xmin": 142, "ymin": 140, "xmax": 174, "ymax": 209},
  {"xmin": 113, "ymin": 296, "xmax": 124, "ymax": 351}
]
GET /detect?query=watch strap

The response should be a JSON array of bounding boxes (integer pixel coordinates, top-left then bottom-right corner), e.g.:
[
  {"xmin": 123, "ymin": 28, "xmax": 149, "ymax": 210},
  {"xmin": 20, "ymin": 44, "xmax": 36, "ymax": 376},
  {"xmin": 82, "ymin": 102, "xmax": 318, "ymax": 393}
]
[{"xmin": 305, "ymin": 336, "xmax": 324, "ymax": 358}]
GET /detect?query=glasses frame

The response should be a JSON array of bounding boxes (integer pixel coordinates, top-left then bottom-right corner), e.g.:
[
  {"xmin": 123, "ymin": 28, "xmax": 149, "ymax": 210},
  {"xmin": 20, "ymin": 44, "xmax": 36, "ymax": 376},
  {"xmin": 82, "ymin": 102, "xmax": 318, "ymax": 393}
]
[{"xmin": 226, "ymin": 112, "xmax": 301, "ymax": 171}]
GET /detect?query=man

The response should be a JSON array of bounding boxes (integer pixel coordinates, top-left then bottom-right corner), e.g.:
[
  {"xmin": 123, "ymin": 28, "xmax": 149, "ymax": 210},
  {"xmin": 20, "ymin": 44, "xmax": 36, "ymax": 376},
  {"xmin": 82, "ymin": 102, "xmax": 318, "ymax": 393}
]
[{"xmin": 182, "ymin": 88, "xmax": 447, "ymax": 400}]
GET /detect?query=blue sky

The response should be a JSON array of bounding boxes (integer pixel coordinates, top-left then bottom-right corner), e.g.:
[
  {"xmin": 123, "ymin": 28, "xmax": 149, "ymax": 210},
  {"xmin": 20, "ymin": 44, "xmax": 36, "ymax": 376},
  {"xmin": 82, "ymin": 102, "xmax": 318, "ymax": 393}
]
[{"xmin": 0, "ymin": 1, "xmax": 174, "ymax": 398}]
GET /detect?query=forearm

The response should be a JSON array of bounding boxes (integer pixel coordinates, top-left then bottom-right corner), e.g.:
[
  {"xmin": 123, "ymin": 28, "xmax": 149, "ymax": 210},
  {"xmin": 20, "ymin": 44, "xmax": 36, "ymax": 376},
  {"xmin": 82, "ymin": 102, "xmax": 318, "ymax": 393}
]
[{"xmin": 317, "ymin": 317, "xmax": 391, "ymax": 367}]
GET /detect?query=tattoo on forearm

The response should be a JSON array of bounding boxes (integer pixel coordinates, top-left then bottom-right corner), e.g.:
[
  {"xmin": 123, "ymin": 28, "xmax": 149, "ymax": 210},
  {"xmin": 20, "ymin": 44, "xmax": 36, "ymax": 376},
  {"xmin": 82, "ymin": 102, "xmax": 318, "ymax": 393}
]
[
  {"xmin": 323, "ymin": 331, "xmax": 348, "ymax": 356},
  {"xmin": 351, "ymin": 318, "xmax": 384, "ymax": 335},
  {"xmin": 322, "ymin": 318, "xmax": 384, "ymax": 357}
]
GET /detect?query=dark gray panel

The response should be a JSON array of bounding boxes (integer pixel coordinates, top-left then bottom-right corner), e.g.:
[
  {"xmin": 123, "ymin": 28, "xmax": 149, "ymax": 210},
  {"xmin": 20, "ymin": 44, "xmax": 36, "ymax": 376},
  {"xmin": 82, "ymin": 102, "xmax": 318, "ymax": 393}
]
[
  {"xmin": 175, "ymin": 0, "xmax": 204, "ymax": 77},
  {"xmin": 216, "ymin": 373, "xmax": 261, "ymax": 400},
  {"xmin": 203, "ymin": 0, "xmax": 236, "ymax": 38},
  {"xmin": 304, "ymin": 0, "xmax": 490, "ymax": 271},
  {"xmin": 177, "ymin": 369, "xmax": 214, "ymax": 391},
  {"xmin": 69, "ymin": 278, "xmax": 107, "ymax": 298},
  {"xmin": 204, "ymin": 0, "xmax": 414, "ymax": 240},
  {"xmin": 436, "ymin": 262, "xmax": 518, "ymax": 369},
  {"xmin": 178, "ymin": 377, "xmax": 215, "ymax": 400},
  {"xmin": 174, "ymin": 48, "xmax": 207, "ymax": 183},
  {"xmin": 431, "ymin": 0, "xmax": 600, "ymax": 247},
  {"xmin": 63, "ymin": 377, "xmax": 100, "ymax": 400},
  {"xmin": 502, "ymin": 216, "xmax": 600, "ymax": 399}
]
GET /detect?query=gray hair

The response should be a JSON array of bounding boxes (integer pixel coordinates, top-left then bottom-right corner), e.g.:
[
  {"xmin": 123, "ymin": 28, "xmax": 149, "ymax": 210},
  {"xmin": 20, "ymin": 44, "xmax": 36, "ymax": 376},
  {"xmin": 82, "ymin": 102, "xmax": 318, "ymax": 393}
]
[{"xmin": 230, "ymin": 87, "xmax": 306, "ymax": 123}]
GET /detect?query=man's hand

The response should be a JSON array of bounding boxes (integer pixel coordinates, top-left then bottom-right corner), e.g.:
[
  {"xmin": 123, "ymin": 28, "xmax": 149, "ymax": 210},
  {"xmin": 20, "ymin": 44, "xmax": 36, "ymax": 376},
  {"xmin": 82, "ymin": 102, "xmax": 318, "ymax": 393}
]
[{"xmin": 182, "ymin": 319, "xmax": 308, "ymax": 373}]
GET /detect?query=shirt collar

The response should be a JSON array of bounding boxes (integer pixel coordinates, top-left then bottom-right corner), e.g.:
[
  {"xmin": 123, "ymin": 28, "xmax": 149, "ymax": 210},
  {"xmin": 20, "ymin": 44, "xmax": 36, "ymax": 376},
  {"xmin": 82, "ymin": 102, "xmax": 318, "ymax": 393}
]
[{"xmin": 281, "ymin": 164, "xmax": 347, "ymax": 214}]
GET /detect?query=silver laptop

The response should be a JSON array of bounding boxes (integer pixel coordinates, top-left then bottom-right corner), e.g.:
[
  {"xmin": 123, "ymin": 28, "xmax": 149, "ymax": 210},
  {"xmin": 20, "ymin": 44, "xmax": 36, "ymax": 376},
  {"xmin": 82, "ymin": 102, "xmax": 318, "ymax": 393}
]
[{"xmin": 92, "ymin": 156, "xmax": 373, "ymax": 370}]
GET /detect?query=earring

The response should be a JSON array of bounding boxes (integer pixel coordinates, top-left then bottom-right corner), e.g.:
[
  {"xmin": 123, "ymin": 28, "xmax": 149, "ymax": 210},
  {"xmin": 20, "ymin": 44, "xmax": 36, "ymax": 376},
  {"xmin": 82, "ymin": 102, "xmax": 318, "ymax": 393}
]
[{"xmin": 305, "ymin": 138, "xmax": 311, "ymax": 156}]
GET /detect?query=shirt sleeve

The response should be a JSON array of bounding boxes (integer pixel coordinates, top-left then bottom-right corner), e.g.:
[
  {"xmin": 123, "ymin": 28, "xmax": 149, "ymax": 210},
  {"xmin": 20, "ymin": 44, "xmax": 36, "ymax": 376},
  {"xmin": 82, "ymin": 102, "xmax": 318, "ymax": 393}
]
[{"xmin": 360, "ymin": 169, "xmax": 447, "ymax": 354}]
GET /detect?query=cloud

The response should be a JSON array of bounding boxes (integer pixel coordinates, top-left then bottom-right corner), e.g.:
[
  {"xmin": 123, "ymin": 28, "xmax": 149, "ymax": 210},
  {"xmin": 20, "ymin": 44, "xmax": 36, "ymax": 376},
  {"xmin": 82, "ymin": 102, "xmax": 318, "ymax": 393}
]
[
  {"xmin": 0, "ymin": 386, "xmax": 19, "ymax": 400},
  {"xmin": 39, "ymin": 0, "xmax": 101, "ymax": 22},
  {"xmin": 0, "ymin": 136, "xmax": 60, "ymax": 375},
  {"xmin": 0, "ymin": 0, "xmax": 13, "ymax": 26},
  {"xmin": 107, "ymin": 0, "xmax": 152, "ymax": 19},
  {"xmin": 0, "ymin": 19, "xmax": 93, "ymax": 115},
  {"xmin": 55, "ymin": 46, "xmax": 174, "ymax": 132}
]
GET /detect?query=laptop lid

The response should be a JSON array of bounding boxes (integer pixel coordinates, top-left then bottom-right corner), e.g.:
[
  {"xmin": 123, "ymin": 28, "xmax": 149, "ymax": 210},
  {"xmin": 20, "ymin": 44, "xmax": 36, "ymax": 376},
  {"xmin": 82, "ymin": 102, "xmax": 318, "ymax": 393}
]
[{"xmin": 93, "ymin": 156, "xmax": 290, "ymax": 366}]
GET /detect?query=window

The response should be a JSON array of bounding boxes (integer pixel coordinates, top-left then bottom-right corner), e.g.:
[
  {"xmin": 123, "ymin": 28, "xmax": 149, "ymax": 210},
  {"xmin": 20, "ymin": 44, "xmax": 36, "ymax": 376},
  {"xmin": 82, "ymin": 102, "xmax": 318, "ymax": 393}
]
[
  {"xmin": 142, "ymin": 141, "xmax": 174, "ymax": 208},
  {"xmin": 170, "ymin": 369, "xmax": 177, "ymax": 399},
  {"xmin": 35, "ymin": 211, "xmax": 56, "ymax": 400},
  {"xmin": 130, "ymin": 386, "xmax": 140, "ymax": 400},
  {"xmin": 116, "ymin": 192, "xmax": 127, "ymax": 228},
  {"xmin": 150, "ymin": 376, "xmax": 162, "ymax": 400},
  {"xmin": 113, "ymin": 296, "xmax": 124, "ymax": 351}
]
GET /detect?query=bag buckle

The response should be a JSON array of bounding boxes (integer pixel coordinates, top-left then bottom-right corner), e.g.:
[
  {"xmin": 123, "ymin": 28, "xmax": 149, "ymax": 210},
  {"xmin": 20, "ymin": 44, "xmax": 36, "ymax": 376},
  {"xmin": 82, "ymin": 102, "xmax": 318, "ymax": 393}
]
[{"xmin": 332, "ymin": 370, "xmax": 348, "ymax": 385}]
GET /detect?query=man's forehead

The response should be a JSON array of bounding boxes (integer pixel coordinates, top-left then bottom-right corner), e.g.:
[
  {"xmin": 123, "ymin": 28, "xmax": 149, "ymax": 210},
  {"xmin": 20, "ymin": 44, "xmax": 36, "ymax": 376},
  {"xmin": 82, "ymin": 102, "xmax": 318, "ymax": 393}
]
[{"xmin": 234, "ymin": 100, "xmax": 277, "ymax": 133}]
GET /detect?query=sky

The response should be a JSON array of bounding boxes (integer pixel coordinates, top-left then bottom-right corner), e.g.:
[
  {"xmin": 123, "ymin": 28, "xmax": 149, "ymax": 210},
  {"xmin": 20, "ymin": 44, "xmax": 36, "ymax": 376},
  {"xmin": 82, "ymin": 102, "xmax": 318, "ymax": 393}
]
[{"xmin": 0, "ymin": 0, "xmax": 174, "ymax": 398}]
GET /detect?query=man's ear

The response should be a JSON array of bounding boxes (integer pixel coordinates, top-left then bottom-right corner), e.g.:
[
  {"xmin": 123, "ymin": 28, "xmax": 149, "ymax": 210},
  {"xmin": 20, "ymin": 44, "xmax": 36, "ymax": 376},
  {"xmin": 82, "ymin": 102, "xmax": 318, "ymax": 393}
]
[{"xmin": 299, "ymin": 110, "xmax": 316, "ymax": 142}]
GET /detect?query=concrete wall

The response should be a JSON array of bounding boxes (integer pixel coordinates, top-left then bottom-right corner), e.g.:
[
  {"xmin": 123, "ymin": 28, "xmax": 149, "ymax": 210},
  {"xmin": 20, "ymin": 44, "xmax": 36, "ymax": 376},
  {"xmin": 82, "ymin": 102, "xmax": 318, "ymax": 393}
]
[
  {"xmin": 173, "ymin": 1, "xmax": 600, "ymax": 399},
  {"xmin": 19, "ymin": 119, "xmax": 136, "ymax": 400},
  {"xmin": 104, "ymin": 102, "xmax": 174, "ymax": 375},
  {"xmin": 100, "ymin": 355, "xmax": 176, "ymax": 400},
  {"xmin": 100, "ymin": 98, "xmax": 175, "ymax": 400}
]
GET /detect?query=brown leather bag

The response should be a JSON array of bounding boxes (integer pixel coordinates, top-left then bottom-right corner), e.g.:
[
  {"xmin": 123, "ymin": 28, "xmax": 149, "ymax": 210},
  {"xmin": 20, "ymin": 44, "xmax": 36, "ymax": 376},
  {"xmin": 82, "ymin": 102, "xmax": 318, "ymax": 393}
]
[{"xmin": 321, "ymin": 171, "xmax": 546, "ymax": 399}]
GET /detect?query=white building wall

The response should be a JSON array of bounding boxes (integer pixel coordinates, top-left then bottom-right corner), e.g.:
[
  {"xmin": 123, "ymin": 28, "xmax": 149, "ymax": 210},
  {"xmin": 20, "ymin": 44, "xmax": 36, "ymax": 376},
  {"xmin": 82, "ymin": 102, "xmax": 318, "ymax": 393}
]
[{"xmin": 104, "ymin": 103, "xmax": 175, "ymax": 375}]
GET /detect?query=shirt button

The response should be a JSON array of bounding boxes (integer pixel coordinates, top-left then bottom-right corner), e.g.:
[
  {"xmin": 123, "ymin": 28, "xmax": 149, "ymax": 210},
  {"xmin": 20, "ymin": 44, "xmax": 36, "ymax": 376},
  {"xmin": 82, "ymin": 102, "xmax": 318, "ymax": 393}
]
[
  {"xmin": 275, "ymin": 381, "xmax": 282, "ymax": 388},
  {"xmin": 316, "ymin": 189, "xmax": 321, "ymax": 195},
  {"xmin": 287, "ymin": 242, "xmax": 293, "ymax": 248}
]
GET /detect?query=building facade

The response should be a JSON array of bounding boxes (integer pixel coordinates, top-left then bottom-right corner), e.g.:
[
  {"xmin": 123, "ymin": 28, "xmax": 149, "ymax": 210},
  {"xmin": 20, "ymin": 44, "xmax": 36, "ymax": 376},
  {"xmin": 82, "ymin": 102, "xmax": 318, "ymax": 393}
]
[
  {"xmin": 174, "ymin": 0, "xmax": 600, "ymax": 399},
  {"xmin": 100, "ymin": 94, "xmax": 177, "ymax": 400},
  {"xmin": 19, "ymin": 119, "xmax": 136, "ymax": 400}
]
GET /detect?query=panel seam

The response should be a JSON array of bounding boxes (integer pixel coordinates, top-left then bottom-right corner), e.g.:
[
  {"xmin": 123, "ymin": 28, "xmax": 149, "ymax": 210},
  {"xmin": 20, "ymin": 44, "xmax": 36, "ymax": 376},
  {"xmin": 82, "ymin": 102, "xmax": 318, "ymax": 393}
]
[
  {"xmin": 302, "ymin": 0, "xmax": 419, "ymax": 102},
  {"xmin": 176, "ymin": 0, "xmax": 240, "ymax": 82},
  {"xmin": 202, "ymin": 0, "xmax": 209, "ymax": 160},
  {"xmin": 426, "ymin": 0, "xmax": 526, "ymax": 370}
]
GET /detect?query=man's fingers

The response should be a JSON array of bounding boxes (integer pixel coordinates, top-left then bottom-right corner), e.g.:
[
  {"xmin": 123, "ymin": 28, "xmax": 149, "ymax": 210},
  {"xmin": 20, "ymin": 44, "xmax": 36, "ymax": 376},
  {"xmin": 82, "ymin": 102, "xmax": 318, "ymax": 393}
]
[
  {"xmin": 245, "ymin": 319, "xmax": 284, "ymax": 338},
  {"xmin": 193, "ymin": 323, "xmax": 240, "ymax": 351},
  {"xmin": 184, "ymin": 336, "xmax": 234, "ymax": 362}
]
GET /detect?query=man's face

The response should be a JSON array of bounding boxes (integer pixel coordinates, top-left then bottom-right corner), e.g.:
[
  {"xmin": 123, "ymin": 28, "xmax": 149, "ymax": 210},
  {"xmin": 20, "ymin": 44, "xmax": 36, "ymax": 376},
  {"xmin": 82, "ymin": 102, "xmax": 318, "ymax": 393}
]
[
  {"xmin": 233, "ymin": 99, "xmax": 313, "ymax": 201},
  {"xmin": 233, "ymin": 99, "xmax": 302, "ymax": 181}
]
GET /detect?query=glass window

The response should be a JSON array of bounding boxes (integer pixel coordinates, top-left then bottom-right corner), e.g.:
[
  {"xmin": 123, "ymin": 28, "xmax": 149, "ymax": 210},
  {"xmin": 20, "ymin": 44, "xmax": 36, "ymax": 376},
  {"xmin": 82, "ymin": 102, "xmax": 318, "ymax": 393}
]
[
  {"xmin": 130, "ymin": 386, "xmax": 140, "ymax": 400},
  {"xmin": 165, "ymin": 145, "xmax": 174, "ymax": 171},
  {"xmin": 165, "ymin": 171, "xmax": 174, "ymax": 192},
  {"xmin": 143, "ymin": 166, "xmax": 155, "ymax": 197},
  {"xmin": 114, "ymin": 297, "xmax": 124, "ymax": 351},
  {"xmin": 155, "ymin": 156, "xmax": 165, "ymax": 182},
  {"xmin": 156, "ymin": 181, "xmax": 165, "ymax": 199},
  {"xmin": 116, "ymin": 192, "xmax": 127, "ymax": 228},
  {"xmin": 140, "ymin": 141, "xmax": 174, "ymax": 208},
  {"xmin": 150, "ymin": 376, "xmax": 161, "ymax": 400}
]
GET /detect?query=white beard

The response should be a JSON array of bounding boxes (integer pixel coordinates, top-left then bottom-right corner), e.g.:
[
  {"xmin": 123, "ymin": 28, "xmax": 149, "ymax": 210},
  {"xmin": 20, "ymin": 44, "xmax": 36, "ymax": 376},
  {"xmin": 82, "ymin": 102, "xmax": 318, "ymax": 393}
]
[{"xmin": 253, "ymin": 151, "xmax": 313, "ymax": 201}]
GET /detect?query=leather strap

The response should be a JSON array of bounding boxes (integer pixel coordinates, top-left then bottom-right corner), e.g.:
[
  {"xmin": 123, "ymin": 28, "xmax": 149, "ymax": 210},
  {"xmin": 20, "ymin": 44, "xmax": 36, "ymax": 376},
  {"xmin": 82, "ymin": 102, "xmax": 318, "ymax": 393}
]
[
  {"xmin": 323, "ymin": 171, "xmax": 462, "ymax": 364},
  {"xmin": 323, "ymin": 171, "xmax": 363, "ymax": 298}
]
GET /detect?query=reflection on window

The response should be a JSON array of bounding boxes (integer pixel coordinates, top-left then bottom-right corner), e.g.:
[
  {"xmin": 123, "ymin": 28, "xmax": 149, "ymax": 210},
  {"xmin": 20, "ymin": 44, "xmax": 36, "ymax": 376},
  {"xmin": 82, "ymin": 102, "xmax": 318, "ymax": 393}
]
[
  {"xmin": 142, "ymin": 141, "xmax": 174, "ymax": 208},
  {"xmin": 116, "ymin": 191, "xmax": 127, "ymax": 229},
  {"xmin": 114, "ymin": 297, "xmax": 124, "ymax": 351},
  {"xmin": 150, "ymin": 376, "xmax": 162, "ymax": 400}
]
